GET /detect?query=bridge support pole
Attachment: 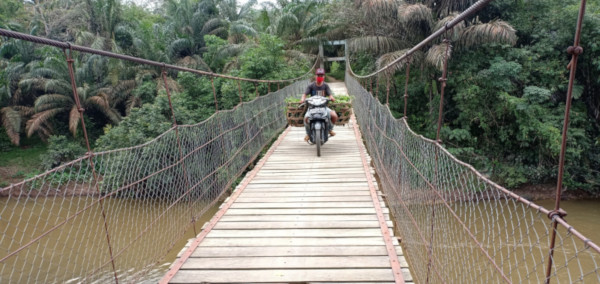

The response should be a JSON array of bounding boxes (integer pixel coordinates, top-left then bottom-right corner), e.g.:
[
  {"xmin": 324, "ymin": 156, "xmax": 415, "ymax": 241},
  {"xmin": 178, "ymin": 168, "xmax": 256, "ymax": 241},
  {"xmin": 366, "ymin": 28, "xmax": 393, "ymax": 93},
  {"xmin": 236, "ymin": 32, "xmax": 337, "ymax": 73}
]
[
  {"xmin": 545, "ymin": 0, "xmax": 587, "ymax": 283},
  {"xmin": 64, "ymin": 48, "xmax": 119, "ymax": 284},
  {"xmin": 427, "ymin": 38, "xmax": 452, "ymax": 284},
  {"xmin": 162, "ymin": 68, "xmax": 197, "ymax": 236}
]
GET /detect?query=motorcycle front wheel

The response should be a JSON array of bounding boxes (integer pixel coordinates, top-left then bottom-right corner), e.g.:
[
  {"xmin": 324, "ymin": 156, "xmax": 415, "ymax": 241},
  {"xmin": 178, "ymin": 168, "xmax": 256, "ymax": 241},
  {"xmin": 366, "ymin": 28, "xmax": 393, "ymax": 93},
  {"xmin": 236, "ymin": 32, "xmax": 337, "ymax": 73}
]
[{"xmin": 315, "ymin": 129, "xmax": 321, "ymax": 157}]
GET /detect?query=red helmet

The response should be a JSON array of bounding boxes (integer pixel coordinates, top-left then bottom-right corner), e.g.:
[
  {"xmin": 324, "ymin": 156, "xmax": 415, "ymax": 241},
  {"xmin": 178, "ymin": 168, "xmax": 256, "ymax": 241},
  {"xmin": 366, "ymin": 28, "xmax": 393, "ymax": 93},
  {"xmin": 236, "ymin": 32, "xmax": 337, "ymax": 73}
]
[{"xmin": 315, "ymin": 68, "xmax": 325, "ymax": 75}]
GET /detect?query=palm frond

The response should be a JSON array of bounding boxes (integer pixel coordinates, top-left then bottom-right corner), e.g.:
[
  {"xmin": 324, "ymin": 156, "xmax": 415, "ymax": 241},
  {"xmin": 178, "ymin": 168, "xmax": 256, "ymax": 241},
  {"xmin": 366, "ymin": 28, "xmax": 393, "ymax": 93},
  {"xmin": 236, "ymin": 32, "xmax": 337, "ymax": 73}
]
[
  {"xmin": 75, "ymin": 31, "xmax": 96, "ymax": 46},
  {"xmin": 216, "ymin": 44, "xmax": 248, "ymax": 60},
  {"xmin": 356, "ymin": 0, "xmax": 402, "ymax": 18},
  {"xmin": 375, "ymin": 48, "xmax": 422, "ymax": 75},
  {"xmin": 42, "ymin": 56, "xmax": 69, "ymax": 76},
  {"xmin": 303, "ymin": 13, "xmax": 323, "ymax": 34},
  {"xmin": 201, "ymin": 18, "xmax": 227, "ymax": 35},
  {"xmin": 26, "ymin": 108, "xmax": 63, "ymax": 137},
  {"xmin": 12, "ymin": 106, "xmax": 34, "ymax": 116},
  {"xmin": 1, "ymin": 107, "xmax": 22, "ymax": 145},
  {"xmin": 425, "ymin": 43, "xmax": 452, "ymax": 71},
  {"xmin": 460, "ymin": 20, "xmax": 517, "ymax": 48},
  {"xmin": 222, "ymin": 58, "xmax": 240, "ymax": 74},
  {"xmin": 91, "ymin": 36, "xmax": 108, "ymax": 50},
  {"xmin": 228, "ymin": 34, "xmax": 249, "ymax": 44},
  {"xmin": 238, "ymin": 0, "xmax": 258, "ymax": 19},
  {"xmin": 276, "ymin": 13, "xmax": 300, "ymax": 36},
  {"xmin": 230, "ymin": 22, "xmax": 257, "ymax": 37},
  {"xmin": 18, "ymin": 77, "xmax": 46, "ymax": 93},
  {"xmin": 348, "ymin": 36, "xmax": 408, "ymax": 54},
  {"xmin": 45, "ymin": 79, "xmax": 72, "ymax": 95},
  {"xmin": 34, "ymin": 94, "xmax": 73, "ymax": 112},
  {"xmin": 293, "ymin": 36, "xmax": 321, "ymax": 47},
  {"xmin": 208, "ymin": 27, "xmax": 228, "ymax": 38},
  {"xmin": 29, "ymin": 67, "xmax": 61, "ymax": 79},
  {"xmin": 284, "ymin": 50, "xmax": 315, "ymax": 63},
  {"xmin": 167, "ymin": 38, "xmax": 192, "ymax": 59},
  {"xmin": 433, "ymin": 13, "xmax": 465, "ymax": 42},
  {"xmin": 126, "ymin": 96, "xmax": 142, "ymax": 114},
  {"xmin": 69, "ymin": 105, "xmax": 80, "ymax": 136},
  {"xmin": 156, "ymin": 76, "xmax": 180, "ymax": 93},
  {"xmin": 398, "ymin": 3, "xmax": 433, "ymax": 30},
  {"xmin": 86, "ymin": 94, "xmax": 110, "ymax": 111},
  {"xmin": 176, "ymin": 55, "xmax": 212, "ymax": 71}
]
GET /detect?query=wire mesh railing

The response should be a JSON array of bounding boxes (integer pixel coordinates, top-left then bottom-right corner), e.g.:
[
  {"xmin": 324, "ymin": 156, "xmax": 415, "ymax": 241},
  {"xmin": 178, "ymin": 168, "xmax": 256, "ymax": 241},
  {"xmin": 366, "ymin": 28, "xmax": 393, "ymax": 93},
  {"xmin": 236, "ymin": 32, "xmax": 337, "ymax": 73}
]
[
  {"xmin": 0, "ymin": 74, "xmax": 307, "ymax": 283},
  {"xmin": 347, "ymin": 73, "xmax": 600, "ymax": 283}
]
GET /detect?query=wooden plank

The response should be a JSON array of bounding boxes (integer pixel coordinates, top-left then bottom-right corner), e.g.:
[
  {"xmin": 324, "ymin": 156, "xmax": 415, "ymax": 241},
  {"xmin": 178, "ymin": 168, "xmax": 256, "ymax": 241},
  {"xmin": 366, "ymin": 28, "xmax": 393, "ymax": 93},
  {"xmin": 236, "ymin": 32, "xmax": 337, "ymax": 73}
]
[
  {"xmin": 180, "ymin": 256, "xmax": 394, "ymax": 269},
  {"xmin": 228, "ymin": 202, "xmax": 376, "ymax": 209},
  {"xmin": 213, "ymin": 220, "xmax": 394, "ymax": 229},
  {"xmin": 164, "ymin": 116, "xmax": 414, "ymax": 284},
  {"xmin": 253, "ymin": 172, "xmax": 365, "ymax": 177},
  {"xmin": 239, "ymin": 191, "xmax": 371, "ymax": 197},
  {"xmin": 219, "ymin": 214, "xmax": 386, "ymax": 222},
  {"xmin": 170, "ymin": 269, "xmax": 395, "ymax": 283},
  {"xmin": 205, "ymin": 228, "xmax": 390, "ymax": 238},
  {"xmin": 190, "ymin": 246, "xmax": 404, "ymax": 258},
  {"xmin": 198, "ymin": 237, "xmax": 397, "ymax": 247},
  {"xmin": 241, "ymin": 185, "xmax": 369, "ymax": 191},
  {"xmin": 234, "ymin": 196, "xmax": 373, "ymax": 203},
  {"xmin": 224, "ymin": 208, "xmax": 389, "ymax": 215},
  {"xmin": 259, "ymin": 164, "xmax": 363, "ymax": 170},
  {"xmin": 249, "ymin": 178, "xmax": 367, "ymax": 184}
]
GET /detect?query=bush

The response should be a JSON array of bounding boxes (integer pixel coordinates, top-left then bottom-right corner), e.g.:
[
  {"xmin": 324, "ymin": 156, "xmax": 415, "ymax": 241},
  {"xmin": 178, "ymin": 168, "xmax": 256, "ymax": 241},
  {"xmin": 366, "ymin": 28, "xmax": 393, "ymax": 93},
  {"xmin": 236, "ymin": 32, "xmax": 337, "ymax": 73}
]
[{"xmin": 40, "ymin": 136, "xmax": 86, "ymax": 170}]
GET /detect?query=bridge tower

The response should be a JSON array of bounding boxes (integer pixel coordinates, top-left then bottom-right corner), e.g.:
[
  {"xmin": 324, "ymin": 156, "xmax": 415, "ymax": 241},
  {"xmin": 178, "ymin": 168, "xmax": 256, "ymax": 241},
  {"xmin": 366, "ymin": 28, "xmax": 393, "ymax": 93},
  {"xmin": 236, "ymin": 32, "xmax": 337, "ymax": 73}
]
[{"xmin": 319, "ymin": 40, "xmax": 347, "ymax": 69}]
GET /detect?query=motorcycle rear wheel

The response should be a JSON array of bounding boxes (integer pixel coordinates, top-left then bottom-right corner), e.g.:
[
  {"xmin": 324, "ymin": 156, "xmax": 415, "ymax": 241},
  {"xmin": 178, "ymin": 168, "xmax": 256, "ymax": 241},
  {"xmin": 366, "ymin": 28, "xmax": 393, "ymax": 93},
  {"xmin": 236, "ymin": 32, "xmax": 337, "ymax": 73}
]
[{"xmin": 315, "ymin": 130, "xmax": 321, "ymax": 157}]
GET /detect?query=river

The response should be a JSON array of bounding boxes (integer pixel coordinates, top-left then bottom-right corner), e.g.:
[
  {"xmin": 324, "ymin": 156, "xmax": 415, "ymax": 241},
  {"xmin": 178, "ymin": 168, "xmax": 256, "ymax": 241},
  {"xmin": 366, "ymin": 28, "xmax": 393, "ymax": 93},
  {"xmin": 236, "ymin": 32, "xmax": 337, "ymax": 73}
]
[{"xmin": 1, "ymin": 197, "xmax": 598, "ymax": 283}]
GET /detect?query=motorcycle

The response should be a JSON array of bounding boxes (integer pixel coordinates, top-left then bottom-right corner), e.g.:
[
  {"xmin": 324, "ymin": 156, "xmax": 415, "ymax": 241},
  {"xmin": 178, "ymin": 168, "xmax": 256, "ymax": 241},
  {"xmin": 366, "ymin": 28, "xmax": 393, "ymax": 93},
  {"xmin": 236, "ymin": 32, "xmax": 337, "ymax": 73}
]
[{"xmin": 301, "ymin": 96, "xmax": 332, "ymax": 157}]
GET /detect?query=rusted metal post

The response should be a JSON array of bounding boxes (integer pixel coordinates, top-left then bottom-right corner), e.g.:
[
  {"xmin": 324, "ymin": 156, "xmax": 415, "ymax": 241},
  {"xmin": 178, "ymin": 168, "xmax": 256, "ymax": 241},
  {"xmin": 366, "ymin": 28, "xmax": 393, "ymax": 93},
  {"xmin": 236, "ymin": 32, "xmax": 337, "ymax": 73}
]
[
  {"xmin": 254, "ymin": 83, "xmax": 259, "ymax": 98},
  {"xmin": 435, "ymin": 39, "xmax": 451, "ymax": 144},
  {"xmin": 268, "ymin": 82, "xmax": 271, "ymax": 93},
  {"xmin": 64, "ymin": 48, "xmax": 119, "ymax": 284},
  {"xmin": 427, "ymin": 38, "xmax": 451, "ymax": 284},
  {"xmin": 545, "ymin": 1, "xmax": 587, "ymax": 283},
  {"xmin": 404, "ymin": 59, "xmax": 411, "ymax": 118},
  {"xmin": 162, "ymin": 68, "xmax": 197, "ymax": 236}
]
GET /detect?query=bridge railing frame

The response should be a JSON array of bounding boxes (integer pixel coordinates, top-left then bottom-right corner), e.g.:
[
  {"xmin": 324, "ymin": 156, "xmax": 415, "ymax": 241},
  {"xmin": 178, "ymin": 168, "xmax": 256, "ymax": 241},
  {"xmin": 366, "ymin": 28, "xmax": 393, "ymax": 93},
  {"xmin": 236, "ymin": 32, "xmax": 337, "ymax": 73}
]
[
  {"xmin": 0, "ymin": 27, "xmax": 314, "ymax": 283},
  {"xmin": 346, "ymin": 0, "xmax": 599, "ymax": 283}
]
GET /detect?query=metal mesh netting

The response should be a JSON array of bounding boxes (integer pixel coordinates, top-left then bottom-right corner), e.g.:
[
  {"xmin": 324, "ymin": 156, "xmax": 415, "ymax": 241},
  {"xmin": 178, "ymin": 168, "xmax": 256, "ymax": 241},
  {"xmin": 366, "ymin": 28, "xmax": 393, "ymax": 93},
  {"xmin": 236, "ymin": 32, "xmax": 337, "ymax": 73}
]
[
  {"xmin": 0, "ymin": 79, "xmax": 306, "ymax": 283},
  {"xmin": 347, "ymin": 74, "xmax": 600, "ymax": 283}
]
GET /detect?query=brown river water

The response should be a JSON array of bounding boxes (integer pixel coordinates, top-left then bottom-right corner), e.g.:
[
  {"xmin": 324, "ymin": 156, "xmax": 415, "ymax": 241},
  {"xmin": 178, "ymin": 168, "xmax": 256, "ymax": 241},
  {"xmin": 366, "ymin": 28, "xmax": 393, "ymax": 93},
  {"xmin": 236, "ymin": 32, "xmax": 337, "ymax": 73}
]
[{"xmin": 1, "ymin": 197, "xmax": 598, "ymax": 283}]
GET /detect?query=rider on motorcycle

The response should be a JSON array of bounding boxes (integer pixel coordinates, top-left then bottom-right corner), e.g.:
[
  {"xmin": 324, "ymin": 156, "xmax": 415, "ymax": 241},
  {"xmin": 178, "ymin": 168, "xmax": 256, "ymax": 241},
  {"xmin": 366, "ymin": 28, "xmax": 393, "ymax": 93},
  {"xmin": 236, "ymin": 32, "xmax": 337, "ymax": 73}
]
[{"xmin": 300, "ymin": 68, "xmax": 338, "ymax": 142}]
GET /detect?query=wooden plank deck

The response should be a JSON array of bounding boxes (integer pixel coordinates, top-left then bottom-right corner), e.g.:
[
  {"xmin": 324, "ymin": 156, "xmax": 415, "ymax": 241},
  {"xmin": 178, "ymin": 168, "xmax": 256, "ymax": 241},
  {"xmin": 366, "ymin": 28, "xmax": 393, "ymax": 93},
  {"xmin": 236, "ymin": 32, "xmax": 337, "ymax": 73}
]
[{"xmin": 162, "ymin": 85, "xmax": 413, "ymax": 283}]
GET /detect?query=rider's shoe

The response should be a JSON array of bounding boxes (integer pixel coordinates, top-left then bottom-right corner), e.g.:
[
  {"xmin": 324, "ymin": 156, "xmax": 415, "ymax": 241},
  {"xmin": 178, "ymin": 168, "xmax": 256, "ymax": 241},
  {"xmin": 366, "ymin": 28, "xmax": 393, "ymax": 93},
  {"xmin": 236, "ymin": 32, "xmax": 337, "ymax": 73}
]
[
  {"xmin": 304, "ymin": 135, "xmax": 310, "ymax": 142},
  {"xmin": 329, "ymin": 130, "xmax": 336, "ymax": 137}
]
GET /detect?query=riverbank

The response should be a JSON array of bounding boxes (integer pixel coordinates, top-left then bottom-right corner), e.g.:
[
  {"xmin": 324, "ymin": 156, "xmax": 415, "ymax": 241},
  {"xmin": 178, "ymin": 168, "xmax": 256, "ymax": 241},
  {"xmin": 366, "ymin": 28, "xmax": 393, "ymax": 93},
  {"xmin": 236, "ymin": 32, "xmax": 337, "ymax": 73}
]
[{"xmin": 510, "ymin": 183, "xmax": 599, "ymax": 201}]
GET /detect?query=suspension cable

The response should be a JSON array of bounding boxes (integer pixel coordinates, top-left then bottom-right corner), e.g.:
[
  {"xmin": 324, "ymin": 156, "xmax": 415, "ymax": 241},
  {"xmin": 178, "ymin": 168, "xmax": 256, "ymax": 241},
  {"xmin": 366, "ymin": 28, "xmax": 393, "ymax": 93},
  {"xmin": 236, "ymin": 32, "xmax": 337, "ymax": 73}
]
[
  {"xmin": 0, "ymin": 28, "xmax": 317, "ymax": 84},
  {"xmin": 346, "ymin": 0, "xmax": 494, "ymax": 79}
]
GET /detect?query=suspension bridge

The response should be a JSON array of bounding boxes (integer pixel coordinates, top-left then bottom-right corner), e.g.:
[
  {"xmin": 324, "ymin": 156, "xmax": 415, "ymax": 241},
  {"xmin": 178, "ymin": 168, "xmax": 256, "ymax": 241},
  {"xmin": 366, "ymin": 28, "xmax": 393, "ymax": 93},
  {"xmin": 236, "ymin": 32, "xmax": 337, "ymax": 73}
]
[{"xmin": 1, "ymin": 0, "xmax": 599, "ymax": 283}]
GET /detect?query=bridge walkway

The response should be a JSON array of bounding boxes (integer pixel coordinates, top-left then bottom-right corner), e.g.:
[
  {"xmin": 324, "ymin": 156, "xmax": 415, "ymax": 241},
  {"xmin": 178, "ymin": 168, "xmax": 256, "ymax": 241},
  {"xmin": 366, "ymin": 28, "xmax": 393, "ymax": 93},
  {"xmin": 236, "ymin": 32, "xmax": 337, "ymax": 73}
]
[{"xmin": 162, "ymin": 83, "xmax": 413, "ymax": 283}]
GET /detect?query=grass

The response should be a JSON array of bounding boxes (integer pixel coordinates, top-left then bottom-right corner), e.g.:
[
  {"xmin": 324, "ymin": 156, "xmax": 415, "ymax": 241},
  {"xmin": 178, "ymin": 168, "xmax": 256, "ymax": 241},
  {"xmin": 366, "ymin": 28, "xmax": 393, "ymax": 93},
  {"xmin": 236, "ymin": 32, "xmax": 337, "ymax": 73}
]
[{"xmin": 0, "ymin": 137, "xmax": 47, "ymax": 183}]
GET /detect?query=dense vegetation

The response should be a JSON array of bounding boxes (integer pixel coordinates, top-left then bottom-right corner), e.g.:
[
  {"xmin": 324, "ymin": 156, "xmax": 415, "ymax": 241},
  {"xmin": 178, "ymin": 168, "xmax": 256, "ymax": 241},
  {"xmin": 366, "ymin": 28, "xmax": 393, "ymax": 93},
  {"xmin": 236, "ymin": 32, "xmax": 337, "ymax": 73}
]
[{"xmin": 1, "ymin": 0, "xmax": 598, "ymax": 194}]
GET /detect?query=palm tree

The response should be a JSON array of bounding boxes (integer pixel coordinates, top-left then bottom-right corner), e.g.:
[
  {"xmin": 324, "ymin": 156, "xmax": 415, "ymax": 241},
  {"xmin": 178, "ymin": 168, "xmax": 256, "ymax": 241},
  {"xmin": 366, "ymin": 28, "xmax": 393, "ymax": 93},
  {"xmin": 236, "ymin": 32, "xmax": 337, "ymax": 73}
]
[
  {"xmin": 340, "ymin": 0, "xmax": 516, "ymax": 71},
  {"xmin": 24, "ymin": 55, "xmax": 122, "ymax": 140}
]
